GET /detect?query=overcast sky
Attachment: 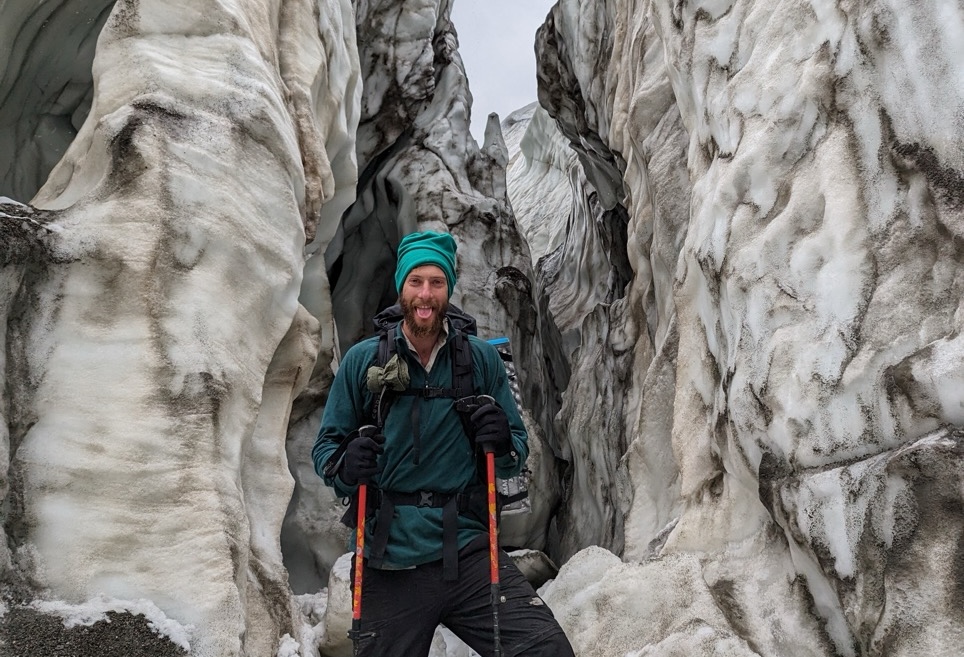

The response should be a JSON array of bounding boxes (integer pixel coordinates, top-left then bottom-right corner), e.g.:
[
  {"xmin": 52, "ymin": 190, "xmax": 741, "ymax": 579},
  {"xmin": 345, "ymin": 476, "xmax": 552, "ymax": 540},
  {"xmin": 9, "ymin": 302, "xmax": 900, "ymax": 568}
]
[{"xmin": 450, "ymin": 0, "xmax": 557, "ymax": 142}]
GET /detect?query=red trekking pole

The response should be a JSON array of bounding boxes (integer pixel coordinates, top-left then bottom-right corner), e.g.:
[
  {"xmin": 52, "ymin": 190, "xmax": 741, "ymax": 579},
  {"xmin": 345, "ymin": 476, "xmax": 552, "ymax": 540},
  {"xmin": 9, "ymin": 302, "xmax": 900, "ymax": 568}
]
[
  {"xmin": 472, "ymin": 394, "xmax": 502, "ymax": 657},
  {"xmin": 484, "ymin": 443, "xmax": 502, "ymax": 657},
  {"xmin": 348, "ymin": 424, "xmax": 380, "ymax": 656},
  {"xmin": 351, "ymin": 481, "xmax": 367, "ymax": 656},
  {"xmin": 456, "ymin": 394, "xmax": 503, "ymax": 656}
]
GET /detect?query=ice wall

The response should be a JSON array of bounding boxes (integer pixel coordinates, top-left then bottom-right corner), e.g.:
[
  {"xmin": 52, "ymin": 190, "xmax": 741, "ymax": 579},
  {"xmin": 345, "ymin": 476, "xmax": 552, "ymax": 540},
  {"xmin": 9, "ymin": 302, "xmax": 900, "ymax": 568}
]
[
  {"xmin": 1, "ymin": 0, "xmax": 360, "ymax": 654},
  {"xmin": 517, "ymin": 0, "xmax": 964, "ymax": 655}
]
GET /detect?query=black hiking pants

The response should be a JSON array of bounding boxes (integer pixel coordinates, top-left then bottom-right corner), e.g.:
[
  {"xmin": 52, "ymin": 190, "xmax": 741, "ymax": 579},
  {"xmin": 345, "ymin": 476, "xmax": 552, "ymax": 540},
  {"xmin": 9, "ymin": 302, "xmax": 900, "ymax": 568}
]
[{"xmin": 350, "ymin": 538, "xmax": 575, "ymax": 657}]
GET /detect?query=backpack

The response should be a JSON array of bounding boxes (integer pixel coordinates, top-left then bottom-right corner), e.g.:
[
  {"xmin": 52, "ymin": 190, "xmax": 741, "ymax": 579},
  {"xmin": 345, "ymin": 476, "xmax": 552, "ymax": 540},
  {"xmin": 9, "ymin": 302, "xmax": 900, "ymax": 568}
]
[{"xmin": 368, "ymin": 303, "xmax": 530, "ymax": 515}]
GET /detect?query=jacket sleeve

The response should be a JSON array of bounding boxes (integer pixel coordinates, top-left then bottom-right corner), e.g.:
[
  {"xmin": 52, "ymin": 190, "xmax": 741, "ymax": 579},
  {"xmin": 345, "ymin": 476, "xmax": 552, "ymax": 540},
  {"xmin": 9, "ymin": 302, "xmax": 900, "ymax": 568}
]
[
  {"xmin": 473, "ymin": 338, "xmax": 528, "ymax": 478},
  {"xmin": 311, "ymin": 341, "xmax": 373, "ymax": 497}
]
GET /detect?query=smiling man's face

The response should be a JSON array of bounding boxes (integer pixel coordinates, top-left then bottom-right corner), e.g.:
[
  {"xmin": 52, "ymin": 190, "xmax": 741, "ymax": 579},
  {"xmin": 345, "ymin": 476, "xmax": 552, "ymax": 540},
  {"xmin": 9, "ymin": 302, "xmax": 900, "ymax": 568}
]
[{"xmin": 399, "ymin": 264, "xmax": 449, "ymax": 339}]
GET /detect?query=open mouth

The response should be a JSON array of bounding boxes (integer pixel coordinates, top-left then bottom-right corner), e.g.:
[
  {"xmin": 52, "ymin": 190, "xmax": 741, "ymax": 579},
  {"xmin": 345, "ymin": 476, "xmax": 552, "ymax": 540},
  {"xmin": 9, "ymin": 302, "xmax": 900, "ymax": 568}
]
[{"xmin": 415, "ymin": 306, "xmax": 434, "ymax": 319}]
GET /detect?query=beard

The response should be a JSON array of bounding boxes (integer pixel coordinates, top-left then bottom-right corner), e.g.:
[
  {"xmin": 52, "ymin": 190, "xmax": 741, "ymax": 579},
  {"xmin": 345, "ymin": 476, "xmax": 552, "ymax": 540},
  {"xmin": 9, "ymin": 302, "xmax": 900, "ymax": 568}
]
[{"xmin": 400, "ymin": 297, "xmax": 447, "ymax": 339}]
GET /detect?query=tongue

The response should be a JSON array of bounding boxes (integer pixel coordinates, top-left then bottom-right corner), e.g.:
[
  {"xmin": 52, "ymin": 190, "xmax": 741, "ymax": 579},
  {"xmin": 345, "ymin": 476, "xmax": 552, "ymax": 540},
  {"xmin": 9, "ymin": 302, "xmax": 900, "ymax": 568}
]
[{"xmin": 416, "ymin": 307, "xmax": 433, "ymax": 319}]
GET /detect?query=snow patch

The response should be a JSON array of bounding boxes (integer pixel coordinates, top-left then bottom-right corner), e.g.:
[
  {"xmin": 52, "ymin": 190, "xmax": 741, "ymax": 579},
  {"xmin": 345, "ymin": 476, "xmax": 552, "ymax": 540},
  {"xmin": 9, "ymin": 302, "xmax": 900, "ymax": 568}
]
[
  {"xmin": 29, "ymin": 596, "xmax": 193, "ymax": 651},
  {"xmin": 276, "ymin": 633, "xmax": 301, "ymax": 657}
]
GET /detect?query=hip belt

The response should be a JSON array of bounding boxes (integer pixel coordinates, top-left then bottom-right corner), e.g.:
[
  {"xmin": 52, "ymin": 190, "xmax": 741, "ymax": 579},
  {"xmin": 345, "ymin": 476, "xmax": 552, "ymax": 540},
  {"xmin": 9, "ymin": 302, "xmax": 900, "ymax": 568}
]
[{"xmin": 361, "ymin": 488, "xmax": 485, "ymax": 581}]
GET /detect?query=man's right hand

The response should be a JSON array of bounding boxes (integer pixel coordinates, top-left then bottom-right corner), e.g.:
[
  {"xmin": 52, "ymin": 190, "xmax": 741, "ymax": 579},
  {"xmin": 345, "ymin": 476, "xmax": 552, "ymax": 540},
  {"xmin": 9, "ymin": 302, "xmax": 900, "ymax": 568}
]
[{"xmin": 340, "ymin": 425, "xmax": 385, "ymax": 486}]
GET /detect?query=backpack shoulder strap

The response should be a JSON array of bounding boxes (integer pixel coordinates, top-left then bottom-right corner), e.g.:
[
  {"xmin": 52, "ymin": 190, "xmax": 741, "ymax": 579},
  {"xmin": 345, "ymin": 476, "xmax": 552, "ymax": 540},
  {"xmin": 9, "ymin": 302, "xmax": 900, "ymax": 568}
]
[
  {"xmin": 450, "ymin": 330, "xmax": 475, "ymax": 400},
  {"xmin": 371, "ymin": 324, "xmax": 398, "ymax": 428},
  {"xmin": 378, "ymin": 324, "xmax": 396, "ymax": 366}
]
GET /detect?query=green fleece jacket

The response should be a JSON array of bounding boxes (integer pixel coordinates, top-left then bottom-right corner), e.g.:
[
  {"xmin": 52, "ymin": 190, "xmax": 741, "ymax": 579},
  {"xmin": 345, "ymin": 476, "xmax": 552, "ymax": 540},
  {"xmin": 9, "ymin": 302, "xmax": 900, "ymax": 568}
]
[{"xmin": 311, "ymin": 322, "xmax": 528, "ymax": 569}]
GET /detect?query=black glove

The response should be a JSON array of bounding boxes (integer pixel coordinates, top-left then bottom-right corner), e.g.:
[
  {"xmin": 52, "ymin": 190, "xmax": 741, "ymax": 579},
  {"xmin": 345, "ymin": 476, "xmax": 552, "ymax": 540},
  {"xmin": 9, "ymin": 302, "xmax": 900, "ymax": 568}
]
[
  {"xmin": 470, "ymin": 403, "xmax": 512, "ymax": 457},
  {"xmin": 340, "ymin": 426, "xmax": 385, "ymax": 486}
]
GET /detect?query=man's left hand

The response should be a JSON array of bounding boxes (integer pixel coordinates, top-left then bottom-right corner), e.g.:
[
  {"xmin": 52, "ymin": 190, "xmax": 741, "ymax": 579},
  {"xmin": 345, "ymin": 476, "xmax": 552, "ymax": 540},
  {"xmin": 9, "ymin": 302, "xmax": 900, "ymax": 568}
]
[{"xmin": 470, "ymin": 403, "xmax": 512, "ymax": 456}]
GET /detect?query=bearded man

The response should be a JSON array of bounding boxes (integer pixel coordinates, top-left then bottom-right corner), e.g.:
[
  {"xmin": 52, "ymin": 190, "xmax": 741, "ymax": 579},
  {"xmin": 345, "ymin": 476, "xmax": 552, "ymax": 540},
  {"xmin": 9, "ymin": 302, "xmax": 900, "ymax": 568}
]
[{"xmin": 312, "ymin": 231, "xmax": 574, "ymax": 656}]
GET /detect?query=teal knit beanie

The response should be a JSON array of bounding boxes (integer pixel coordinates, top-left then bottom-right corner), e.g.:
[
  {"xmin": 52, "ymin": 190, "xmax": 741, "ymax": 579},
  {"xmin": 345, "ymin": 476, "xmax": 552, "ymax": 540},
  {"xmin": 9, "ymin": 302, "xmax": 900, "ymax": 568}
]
[{"xmin": 395, "ymin": 231, "xmax": 458, "ymax": 297}]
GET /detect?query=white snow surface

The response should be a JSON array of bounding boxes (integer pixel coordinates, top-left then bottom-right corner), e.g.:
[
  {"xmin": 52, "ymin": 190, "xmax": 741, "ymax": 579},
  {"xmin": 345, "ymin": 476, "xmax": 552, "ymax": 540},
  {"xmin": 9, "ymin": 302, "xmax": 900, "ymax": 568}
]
[{"xmin": 29, "ymin": 596, "xmax": 193, "ymax": 650}]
